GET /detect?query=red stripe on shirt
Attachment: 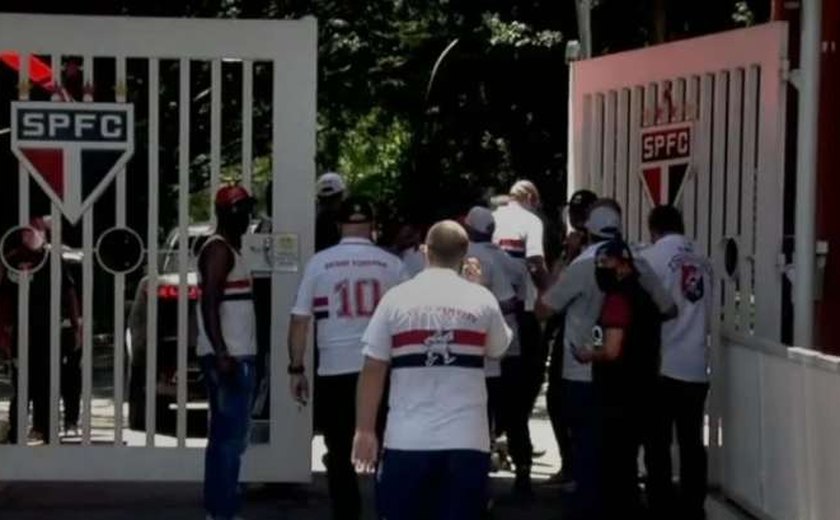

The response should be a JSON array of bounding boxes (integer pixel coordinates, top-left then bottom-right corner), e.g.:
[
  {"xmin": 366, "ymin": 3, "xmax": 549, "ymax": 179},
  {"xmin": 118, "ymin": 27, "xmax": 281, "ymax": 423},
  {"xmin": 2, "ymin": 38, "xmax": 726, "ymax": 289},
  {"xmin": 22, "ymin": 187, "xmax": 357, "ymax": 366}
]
[
  {"xmin": 498, "ymin": 238, "xmax": 525, "ymax": 250},
  {"xmin": 313, "ymin": 296, "xmax": 328, "ymax": 307},
  {"xmin": 225, "ymin": 279, "xmax": 252, "ymax": 289},
  {"xmin": 392, "ymin": 329, "xmax": 487, "ymax": 349}
]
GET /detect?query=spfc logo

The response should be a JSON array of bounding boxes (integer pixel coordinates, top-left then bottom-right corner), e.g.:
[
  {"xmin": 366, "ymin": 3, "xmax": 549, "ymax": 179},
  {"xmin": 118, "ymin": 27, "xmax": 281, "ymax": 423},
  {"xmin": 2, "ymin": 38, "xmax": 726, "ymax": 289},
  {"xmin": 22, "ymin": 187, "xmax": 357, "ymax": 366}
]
[
  {"xmin": 10, "ymin": 101, "xmax": 134, "ymax": 223},
  {"xmin": 640, "ymin": 122, "xmax": 692, "ymax": 207}
]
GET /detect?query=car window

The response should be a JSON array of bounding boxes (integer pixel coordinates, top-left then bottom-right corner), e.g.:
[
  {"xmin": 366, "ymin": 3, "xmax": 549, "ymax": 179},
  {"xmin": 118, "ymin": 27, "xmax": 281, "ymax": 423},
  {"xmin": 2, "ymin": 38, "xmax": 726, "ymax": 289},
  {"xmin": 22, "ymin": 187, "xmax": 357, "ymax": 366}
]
[{"xmin": 161, "ymin": 232, "xmax": 211, "ymax": 274}]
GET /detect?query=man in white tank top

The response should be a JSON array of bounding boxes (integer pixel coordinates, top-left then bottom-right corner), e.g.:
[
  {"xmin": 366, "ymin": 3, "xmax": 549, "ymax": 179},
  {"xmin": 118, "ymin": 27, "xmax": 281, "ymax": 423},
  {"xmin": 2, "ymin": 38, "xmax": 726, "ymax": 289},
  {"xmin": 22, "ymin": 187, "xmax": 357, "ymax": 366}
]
[
  {"xmin": 197, "ymin": 185, "xmax": 257, "ymax": 520},
  {"xmin": 288, "ymin": 196, "xmax": 404, "ymax": 520}
]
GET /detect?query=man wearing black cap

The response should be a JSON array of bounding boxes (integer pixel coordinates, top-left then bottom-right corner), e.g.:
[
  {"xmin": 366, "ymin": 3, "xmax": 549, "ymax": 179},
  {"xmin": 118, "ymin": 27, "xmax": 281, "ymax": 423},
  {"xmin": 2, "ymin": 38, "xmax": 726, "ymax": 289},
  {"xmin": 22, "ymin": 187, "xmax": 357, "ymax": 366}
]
[
  {"xmin": 538, "ymin": 198, "xmax": 675, "ymax": 519},
  {"xmin": 197, "ymin": 185, "xmax": 257, "ymax": 520},
  {"xmin": 288, "ymin": 196, "xmax": 404, "ymax": 520}
]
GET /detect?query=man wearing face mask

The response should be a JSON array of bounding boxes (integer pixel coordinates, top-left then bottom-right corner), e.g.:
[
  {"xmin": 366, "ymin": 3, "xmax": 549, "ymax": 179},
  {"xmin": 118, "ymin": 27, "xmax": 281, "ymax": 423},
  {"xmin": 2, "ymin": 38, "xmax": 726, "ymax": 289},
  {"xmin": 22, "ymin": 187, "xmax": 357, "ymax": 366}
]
[
  {"xmin": 537, "ymin": 199, "xmax": 675, "ymax": 520},
  {"xmin": 571, "ymin": 239, "xmax": 668, "ymax": 517},
  {"xmin": 196, "ymin": 184, "xmax": 257, "ymax": 520}
]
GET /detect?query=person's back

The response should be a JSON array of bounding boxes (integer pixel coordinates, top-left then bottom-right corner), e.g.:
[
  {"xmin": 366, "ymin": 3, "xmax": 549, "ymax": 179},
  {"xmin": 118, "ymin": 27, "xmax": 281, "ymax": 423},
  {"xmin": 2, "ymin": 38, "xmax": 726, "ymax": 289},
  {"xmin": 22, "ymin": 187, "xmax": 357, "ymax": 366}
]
[
  {"xmin": 354, "ymin": 220, "xmax": 511, "ymax": 520},
  {"xmin": 640, "ymin": 233, "xmax": 711, "ymax": 382},
  {"xmin": 294, "ymin": 238, "xmax": 404, "ymax": 375},
  {"xmin": 372, "ymin": 268, "xmax": 507, "ymax": 450}
]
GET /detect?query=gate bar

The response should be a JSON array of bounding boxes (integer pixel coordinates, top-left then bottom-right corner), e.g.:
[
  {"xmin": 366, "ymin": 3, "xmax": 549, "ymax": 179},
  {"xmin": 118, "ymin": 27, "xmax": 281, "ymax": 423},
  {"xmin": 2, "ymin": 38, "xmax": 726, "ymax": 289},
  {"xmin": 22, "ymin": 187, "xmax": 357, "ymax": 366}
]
[
  {"xmin": 210, "ymin": 59, "xmax": 221, "ymax": 222},
  {"xmin": 15, "ymin": 55, "xmax": 30, "ymax": 445},
  {"xmin": 145, "ymin": 59, "xmax": 160, "ymax": 447},
  {"xmin": 81, "ymin": 55, "xmax": 94, "ymax": 446},
  {"xmin": 242, "ymin": 60, "xmax": 254, "ymax": 191},
  {"xmin": 48, "ymin": 54, "xmax": 62, "ymax": 444},
  {"xmin": 113, "ymin": 56, "xmax": 127, "ymax": 444},
  {"xmin": 176, "ymin": 58, "xmax": 190, "ymax": 446},
  {"xmin": 793, "ymin": 0, "xmax": 822, "ymax": 347}
]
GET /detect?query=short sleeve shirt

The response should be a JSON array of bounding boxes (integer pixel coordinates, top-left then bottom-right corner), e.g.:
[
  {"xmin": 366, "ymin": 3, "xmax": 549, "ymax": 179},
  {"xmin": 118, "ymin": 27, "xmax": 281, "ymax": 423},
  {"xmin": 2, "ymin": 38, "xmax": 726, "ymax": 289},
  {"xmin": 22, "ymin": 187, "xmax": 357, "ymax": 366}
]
[
  {"xmin": 639, "ymin": 234, "xmax": 712, "ymax": 382},
  {"xmin": 362, "ymin": 268, "xmax": 512, "ymax": 452},
  {"xmin": 292, "ymin": 237, "xmax": 404, "ymax": 375},
  {"xmin": 492, "ymin": 201, "xmax": 545, "ymax": 311}
]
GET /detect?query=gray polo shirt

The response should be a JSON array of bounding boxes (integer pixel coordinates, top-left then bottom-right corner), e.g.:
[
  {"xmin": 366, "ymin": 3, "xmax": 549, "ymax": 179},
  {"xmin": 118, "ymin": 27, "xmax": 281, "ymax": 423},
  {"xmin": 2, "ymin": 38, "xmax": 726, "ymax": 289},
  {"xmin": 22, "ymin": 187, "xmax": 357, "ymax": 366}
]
[{"xmin": 542, "ymin": 241, "xmax": 675, "ymax": 382}]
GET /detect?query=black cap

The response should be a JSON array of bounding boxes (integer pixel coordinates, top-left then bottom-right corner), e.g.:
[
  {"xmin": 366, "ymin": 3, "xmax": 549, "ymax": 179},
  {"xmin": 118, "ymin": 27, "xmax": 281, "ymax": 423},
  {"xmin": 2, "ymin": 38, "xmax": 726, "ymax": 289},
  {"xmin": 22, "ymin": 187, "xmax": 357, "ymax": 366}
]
[
  {"xmin": 595, "ymin": 239, "xmax": 633, "ymax": 265},
  {"xmin": 568, "ymin": 189, "xmax": 598, "ymax": 211},
  {"xmin": 338, "ymin": 196, "xmax": 375, "ymax": 224}
]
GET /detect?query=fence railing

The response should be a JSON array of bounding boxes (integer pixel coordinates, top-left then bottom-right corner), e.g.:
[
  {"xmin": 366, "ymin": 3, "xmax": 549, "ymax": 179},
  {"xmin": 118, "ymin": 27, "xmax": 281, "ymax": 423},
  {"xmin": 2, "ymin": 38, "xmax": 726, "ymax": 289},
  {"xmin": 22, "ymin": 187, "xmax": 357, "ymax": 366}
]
[{"xmin": 718, "ymin": 329, "xmax": 840, "ymax": 520}]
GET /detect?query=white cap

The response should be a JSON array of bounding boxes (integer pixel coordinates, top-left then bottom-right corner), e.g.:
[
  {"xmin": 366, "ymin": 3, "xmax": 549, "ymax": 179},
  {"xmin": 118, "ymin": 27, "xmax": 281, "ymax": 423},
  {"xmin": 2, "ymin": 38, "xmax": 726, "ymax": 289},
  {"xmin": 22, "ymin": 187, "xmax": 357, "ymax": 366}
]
[
  {"xmin": 316, "ymin": 172, "xmax": 346, "ymax": 198},
  {"xmin": 465, "ymin": 206, "xmax": 495, "ymax": 236},
  {"xmin": 586, "ymin": 204, "xmax": 622, "ymax": 239}
]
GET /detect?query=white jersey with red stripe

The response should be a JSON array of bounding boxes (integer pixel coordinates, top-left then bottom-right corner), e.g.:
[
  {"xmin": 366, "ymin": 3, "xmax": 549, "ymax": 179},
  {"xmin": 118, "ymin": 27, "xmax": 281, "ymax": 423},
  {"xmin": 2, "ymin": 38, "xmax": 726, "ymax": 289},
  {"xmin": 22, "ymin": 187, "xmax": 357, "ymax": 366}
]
[
  {"xmin": 492, "ymin": 201, "xmax": 544, "ymax": 311},
  {"xmin": 196, "ymin": 235, "xmax": 257, "ymax": 358},
  {"xmin": 362, "ymin": 268, "xmax": 512, "ymax": 452},
  {"xmin": 292, "ymin": 237, "xmax": 404, "ymax": 376},
  {"xmin": 466, "ymin": 241, "xmax": 517, "ymax": 375}
]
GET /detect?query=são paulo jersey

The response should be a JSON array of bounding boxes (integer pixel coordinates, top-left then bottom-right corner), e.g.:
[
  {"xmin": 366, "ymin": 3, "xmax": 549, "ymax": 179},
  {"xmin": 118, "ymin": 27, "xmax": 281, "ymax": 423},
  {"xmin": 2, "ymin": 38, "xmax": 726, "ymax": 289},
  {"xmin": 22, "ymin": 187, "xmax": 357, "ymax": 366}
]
[
  {"xmin": 292, "ymin": 237, "xmax": 404, "ymax": 376},
  {"xmin": 197, "ymin": 235, "xmax": 258, "ymax": 358},
  {"xmin": 362, "ymin": 267, "xmax": 512, "ymax": 452},
  {"xmin": 492, "ymin": 201, "xmax": 545, "ymax": 311},
  {"xmin": 466, "ymin": 241, "xmax": 517, "ymax": 376},
  {"xmin": 639, "ymin": 234, "xmax": 712, "ymax": 382}
]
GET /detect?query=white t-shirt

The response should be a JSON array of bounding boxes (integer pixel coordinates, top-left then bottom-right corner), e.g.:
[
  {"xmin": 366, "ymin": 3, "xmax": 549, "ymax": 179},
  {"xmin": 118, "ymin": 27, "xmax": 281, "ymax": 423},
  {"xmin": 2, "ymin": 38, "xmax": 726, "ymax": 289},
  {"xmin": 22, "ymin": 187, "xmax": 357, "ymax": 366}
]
[
  {"xmin": 197, "ymin": 236, "xmax": 258, "ymax": 358},
  {"xmin": 362, "ymin": 268, "xmax": 512, "ymax": 452},
  {"xmin": 492, "ymin": 201, "xmax": 544, "ymax": 311},
  {"xmin": 291, "ymin": 237, "xmax": 404, "ymax": 376},
  {"xmin": 639, "ymin": 234, "xmax": 712, "ymax": 382},
  {"xmin": 467, "ymin": 241, "xmax": 517, "ymax": 376}
]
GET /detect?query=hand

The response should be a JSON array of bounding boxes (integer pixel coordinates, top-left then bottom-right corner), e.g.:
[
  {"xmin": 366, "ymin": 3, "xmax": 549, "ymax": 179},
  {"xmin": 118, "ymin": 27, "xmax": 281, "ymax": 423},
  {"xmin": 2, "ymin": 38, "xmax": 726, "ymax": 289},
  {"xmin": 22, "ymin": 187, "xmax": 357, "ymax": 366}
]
[
  {"xmin": 352, "ymin": 430, "xmax": 379, "ymax": 474},
  {"xmin": 572, "ymin": 344, "xmax": 594, "ymax": 364},
  {"xmin": 462, "ymin": 257, "xmax": 483, "ymax": 284},
  {"xmin": 290, "ymin": 373, "xmax": 309, "ymax": 406}
]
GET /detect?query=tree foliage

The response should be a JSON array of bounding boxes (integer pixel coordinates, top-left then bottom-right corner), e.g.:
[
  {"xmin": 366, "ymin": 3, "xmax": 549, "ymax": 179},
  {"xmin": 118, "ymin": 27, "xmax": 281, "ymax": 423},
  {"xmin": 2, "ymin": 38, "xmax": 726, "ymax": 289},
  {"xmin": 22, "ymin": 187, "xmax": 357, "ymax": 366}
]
[{"xmin": 0, "ymin": 0, "xmax": 768, "ymax": 233}]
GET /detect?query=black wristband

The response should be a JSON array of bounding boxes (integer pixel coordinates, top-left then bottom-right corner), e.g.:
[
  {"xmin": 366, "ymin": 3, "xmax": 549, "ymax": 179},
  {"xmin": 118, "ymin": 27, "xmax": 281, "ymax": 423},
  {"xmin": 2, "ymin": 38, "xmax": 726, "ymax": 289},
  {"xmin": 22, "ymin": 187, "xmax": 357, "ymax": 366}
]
[{"xmin": 287, "ymin": 364, "xmax": 305, "ymax": 375}]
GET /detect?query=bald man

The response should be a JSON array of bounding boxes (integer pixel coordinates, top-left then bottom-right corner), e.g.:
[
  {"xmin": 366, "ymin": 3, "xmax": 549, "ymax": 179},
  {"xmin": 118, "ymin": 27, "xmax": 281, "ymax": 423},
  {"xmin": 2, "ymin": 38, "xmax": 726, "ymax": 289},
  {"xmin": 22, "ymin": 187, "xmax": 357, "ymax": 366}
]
[{"xmin": 353, "ymin": 220, "xmax": 512, "ymax": 520}]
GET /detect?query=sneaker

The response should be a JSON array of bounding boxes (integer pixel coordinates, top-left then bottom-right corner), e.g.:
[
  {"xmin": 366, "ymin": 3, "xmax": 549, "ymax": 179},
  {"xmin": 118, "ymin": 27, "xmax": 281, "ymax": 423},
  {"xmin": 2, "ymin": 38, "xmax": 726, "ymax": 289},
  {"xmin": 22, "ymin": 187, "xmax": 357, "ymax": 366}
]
[{"xmin": 27, "ymin": 430, "xmax": 45, "ymax": 446}]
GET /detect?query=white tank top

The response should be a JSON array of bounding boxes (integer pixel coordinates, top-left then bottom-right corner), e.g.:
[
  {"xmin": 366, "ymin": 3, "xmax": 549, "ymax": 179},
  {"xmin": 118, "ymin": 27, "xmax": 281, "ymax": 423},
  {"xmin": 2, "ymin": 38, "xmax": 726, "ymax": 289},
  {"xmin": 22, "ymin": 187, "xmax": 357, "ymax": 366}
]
[{"xmin": 196, "ymin": 235, "xmax": 257, "ymax": 358}]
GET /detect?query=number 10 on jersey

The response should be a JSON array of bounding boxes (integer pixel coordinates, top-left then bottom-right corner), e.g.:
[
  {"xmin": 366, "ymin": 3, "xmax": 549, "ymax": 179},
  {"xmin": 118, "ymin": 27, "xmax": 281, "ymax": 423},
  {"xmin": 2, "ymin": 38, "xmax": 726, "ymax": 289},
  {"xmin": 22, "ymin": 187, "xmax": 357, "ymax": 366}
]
[{"xmin": 335, "ymin": 278, "xmax": 382, "ymax": 318}]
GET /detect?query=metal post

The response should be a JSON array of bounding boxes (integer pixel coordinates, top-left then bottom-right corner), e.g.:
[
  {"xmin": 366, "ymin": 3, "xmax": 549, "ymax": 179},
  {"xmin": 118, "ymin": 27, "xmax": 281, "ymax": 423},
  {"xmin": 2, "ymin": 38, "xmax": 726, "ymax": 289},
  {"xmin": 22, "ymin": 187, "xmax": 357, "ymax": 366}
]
[
  {"xmin": 576, "ymin": 0, "xmax": 594, "ymax": 59},
  {"xmin": 794, "ymin": 0, "xmax": 823, "ymax": 347}
]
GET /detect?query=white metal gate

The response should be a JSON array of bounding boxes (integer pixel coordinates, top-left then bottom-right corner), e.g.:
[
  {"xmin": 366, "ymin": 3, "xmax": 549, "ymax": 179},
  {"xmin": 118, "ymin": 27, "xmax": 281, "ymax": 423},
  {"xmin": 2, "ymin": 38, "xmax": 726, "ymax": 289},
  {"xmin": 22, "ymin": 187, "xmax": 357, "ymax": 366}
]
[
  {"xmin": 0, "ymin": 14, "xmax": 316, "ymax": 481},
  {"xmin": 569, "ymin": 21, "xmax": 789, "ymax": 507}
]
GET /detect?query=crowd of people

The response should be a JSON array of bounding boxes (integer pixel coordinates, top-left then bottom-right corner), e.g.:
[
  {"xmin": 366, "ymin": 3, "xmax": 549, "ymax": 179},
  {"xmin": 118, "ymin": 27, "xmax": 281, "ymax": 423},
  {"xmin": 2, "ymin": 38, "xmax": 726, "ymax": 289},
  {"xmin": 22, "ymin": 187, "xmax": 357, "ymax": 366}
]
[{"xmin": 197, "ymin": 171, "xmax": 713, "ymax": 520}]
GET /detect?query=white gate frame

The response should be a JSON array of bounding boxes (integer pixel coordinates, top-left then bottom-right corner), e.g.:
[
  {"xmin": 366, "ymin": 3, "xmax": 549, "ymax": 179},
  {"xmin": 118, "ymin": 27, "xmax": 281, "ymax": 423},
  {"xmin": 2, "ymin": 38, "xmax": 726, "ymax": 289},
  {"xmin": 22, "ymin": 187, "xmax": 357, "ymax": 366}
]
[
  {"xmin": 0, "ymin": 14, "xmax": 316, "ymax": 481},
  {"xmin": 568, "ymin": 21, "xmax": 790, "ymax": 506}
]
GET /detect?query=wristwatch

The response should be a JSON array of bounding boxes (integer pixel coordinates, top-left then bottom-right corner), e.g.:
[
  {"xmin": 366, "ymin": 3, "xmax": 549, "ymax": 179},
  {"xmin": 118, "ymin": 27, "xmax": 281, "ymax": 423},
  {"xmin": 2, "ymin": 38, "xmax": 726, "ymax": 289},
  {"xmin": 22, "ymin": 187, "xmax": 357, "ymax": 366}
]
[{"xmin": 287, "ymin": 364, "xmax": 305, "ymax": 375}]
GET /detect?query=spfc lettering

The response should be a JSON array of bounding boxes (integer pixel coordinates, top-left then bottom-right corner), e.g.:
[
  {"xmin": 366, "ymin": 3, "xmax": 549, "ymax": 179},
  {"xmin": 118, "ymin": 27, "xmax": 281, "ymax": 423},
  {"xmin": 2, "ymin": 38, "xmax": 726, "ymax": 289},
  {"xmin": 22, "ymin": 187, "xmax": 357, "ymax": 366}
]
[
  {"xmin": 640, "ymin": 122, "xmax": 693, "ymax": 206},
  {"xmin": 10, "ymin": 101, "xmax": 134, "ymax": 223}
]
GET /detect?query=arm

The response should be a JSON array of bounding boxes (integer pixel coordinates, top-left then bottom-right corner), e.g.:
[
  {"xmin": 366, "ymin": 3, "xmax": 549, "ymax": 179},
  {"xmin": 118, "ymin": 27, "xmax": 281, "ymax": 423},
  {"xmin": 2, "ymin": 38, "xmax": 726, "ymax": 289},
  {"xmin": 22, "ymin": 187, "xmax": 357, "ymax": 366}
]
[
  {"xmin": 198, "ymin": 241, "xmax": 234, "ymax": 357},
  {"xmin": 635, "ymin": 257, "xmax": 677, "ymax": 320},
  {"xmin": 486, "ymin": 298, "xmax": 513, "ymax": 359},
  {"xmin": 588, "ymin": 328, "xmax": 625, "ymax": 363},
  {"xmin": 352, "ymin": 298, "xmax": 393, "ymax": 472},
  {"xmin": 536, "ymin": 261, "xmax": 585, "ymax": 321},
  {"xmin": 288, "ymin": 315, "xmax": 311, "ymax": 369}
]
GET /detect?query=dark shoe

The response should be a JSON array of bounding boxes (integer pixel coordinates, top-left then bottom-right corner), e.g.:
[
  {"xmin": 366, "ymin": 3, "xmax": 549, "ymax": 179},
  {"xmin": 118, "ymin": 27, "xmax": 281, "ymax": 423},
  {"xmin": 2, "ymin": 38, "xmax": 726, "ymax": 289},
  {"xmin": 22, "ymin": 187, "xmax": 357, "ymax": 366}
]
[{"xmin": 512, "ymin": 467, "xmax": 534, "ymax": 502}]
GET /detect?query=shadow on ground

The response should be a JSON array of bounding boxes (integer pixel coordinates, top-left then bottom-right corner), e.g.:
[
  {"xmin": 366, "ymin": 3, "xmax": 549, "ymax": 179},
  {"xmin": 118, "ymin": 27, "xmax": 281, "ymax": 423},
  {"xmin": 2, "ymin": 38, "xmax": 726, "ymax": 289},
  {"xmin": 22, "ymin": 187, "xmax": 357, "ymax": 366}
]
[{"xmin": 0, "ymin": 474, "xmax": 567, "ymax": 519}]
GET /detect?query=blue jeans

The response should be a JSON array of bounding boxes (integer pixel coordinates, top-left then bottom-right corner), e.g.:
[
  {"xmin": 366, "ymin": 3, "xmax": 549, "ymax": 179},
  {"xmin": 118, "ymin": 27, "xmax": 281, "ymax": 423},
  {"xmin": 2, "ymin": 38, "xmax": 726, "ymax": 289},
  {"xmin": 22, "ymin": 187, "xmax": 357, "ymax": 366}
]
[
  {"xmin": 562, "ymin": 380, "xmax": 600, "ymax": 519},
  {"xmin": 201, "ymin": 355, "xmax": 256, "ymax": 519},
  {"xmin": 376, "ymin": 449, "xmax": 490, "ymax": 520}
]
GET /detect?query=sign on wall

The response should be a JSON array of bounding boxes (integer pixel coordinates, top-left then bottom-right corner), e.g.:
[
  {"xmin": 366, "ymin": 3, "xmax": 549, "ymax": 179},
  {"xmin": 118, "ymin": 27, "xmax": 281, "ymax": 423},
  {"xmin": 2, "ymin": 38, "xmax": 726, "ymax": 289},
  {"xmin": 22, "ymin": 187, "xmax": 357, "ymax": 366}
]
[
  {"xmin": 640, "ymin": 121, "xmax": 693, "ymax": 207},
  {"xmin": 10, "ymin": 101, "xmax": 134, "ymax": 223}
]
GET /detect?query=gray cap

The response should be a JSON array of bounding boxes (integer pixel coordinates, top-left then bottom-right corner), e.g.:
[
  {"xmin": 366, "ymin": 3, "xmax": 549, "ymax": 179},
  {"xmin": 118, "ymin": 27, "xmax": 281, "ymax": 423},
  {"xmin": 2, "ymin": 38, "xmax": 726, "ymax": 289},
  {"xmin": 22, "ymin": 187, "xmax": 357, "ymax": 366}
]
[{"xmin": 586, "ymin": 205, "xmax": 622, "ymax": 239}]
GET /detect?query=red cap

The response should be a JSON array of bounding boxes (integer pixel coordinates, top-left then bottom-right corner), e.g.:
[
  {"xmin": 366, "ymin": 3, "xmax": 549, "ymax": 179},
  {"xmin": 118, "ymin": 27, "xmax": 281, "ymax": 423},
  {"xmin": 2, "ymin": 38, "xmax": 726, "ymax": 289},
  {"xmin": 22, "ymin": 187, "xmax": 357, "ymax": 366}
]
[{"xmin": 215, "ymin": 185, "xmax": 253, "ymax": 210}]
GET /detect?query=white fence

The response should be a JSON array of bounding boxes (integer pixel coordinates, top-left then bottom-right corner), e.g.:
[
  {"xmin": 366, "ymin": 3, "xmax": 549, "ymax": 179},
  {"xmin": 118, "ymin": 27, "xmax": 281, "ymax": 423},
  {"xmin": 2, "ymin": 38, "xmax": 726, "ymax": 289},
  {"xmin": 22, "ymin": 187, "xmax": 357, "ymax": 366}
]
[
  {"xmin": 0, "ymin": 14, "xmax": 316, "ymax": 481},
  {"xmin": 721, "ymin": 331, "xmax": 840, "ymax": 520}
]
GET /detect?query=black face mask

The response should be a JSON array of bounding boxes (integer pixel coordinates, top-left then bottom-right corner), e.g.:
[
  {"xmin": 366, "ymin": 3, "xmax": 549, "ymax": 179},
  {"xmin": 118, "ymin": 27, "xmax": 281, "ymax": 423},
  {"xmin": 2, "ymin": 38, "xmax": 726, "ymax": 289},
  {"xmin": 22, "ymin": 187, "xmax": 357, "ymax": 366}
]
[{"xmin": 596, "ymin": 267, "xmax": 622, "ymax": 293}]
